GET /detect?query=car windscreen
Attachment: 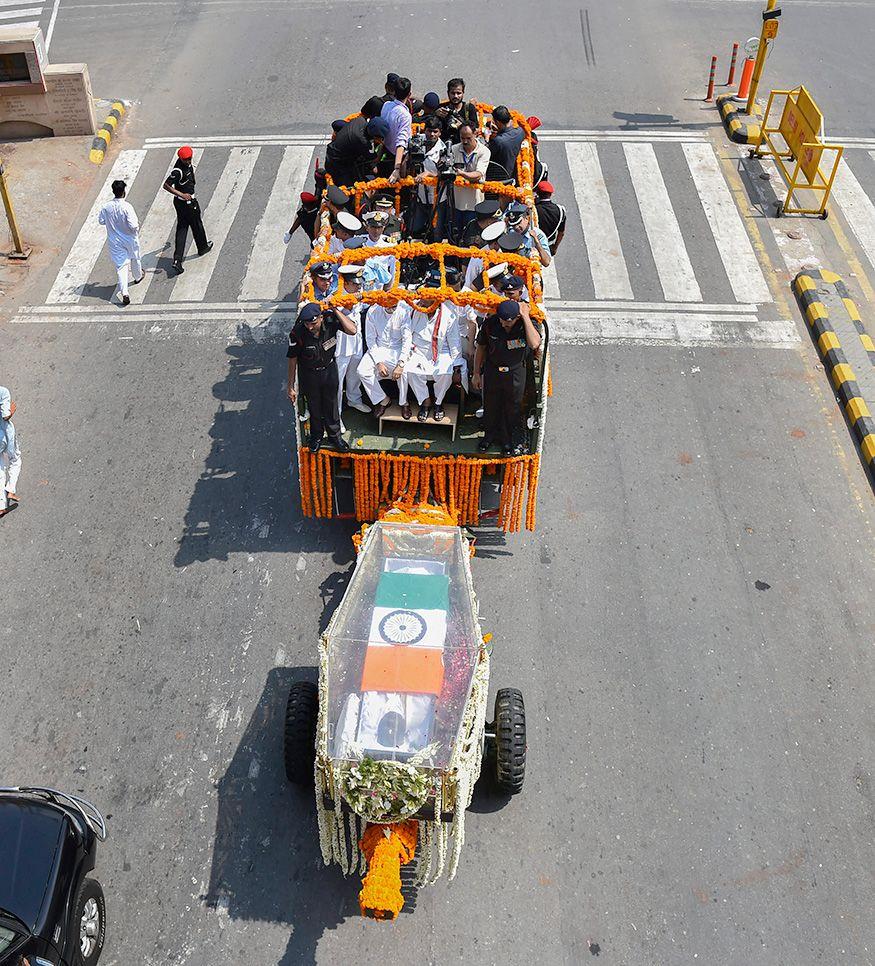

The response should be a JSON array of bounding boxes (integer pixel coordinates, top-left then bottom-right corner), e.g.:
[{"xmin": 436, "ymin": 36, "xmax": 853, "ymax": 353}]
[{"xmin": 0, "ymin": 923, "xmax": 21, "ymax": 953}]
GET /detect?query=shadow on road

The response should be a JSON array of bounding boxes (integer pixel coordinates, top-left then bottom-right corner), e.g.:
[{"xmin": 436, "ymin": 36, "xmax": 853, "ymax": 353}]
[
  {"xmin": 205, "ymin": 666, "xmax": 361, "ymax": 965},
  {"xmin": 174, "ymin": 321, "xmax": 356, "ymax": 567}
]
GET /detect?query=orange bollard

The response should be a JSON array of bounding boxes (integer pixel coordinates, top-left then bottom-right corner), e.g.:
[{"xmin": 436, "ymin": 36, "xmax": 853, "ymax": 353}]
[
  {"xmin": 727, "ymin": 42, "xmax": 739, "ymax": 85},
  {"xmin": 705, "ymin": 55, "xmax": 718, "ymax": 102},
  {"xmin": 737, "ymin": 57, "xmax": 755, "ymax": 100}
]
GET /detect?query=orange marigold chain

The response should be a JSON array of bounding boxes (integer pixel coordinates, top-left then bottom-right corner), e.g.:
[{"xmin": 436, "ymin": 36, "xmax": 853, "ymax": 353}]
[{"xmin": 358, "ymin": 820, "xmax": 418, "ymax": 920}]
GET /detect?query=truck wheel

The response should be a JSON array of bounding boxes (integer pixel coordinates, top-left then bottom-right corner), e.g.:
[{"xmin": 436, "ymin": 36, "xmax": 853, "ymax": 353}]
[
  {"xmin": 74, "ymin": 877, "xmax": 106, "ymax": 966},
  {"xmin": 493, "ymin": 688, "xmax": 526, "ymax": 795},
  {"xmin": 284, "ymin": 681, "xmax": 318, "ymax": 785}
]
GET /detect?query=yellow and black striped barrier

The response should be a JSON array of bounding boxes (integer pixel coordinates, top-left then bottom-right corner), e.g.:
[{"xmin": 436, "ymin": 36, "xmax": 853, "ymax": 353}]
[
  {"xmin": 90, "ymin": 101, "xmax": 127, "ymax": 164},
  {"xmin": 716, "ymin": 93, "xmax": 763, "ymax": 145},
  {"xmin": 794, "ymin": 270, "xmax": 875, "ymax": 478}
]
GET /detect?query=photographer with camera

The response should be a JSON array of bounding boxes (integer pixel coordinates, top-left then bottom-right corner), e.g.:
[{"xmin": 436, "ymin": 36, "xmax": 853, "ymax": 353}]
[
  {"xmin": 450, "ymin": 123, "xmax": 490, "ymax": 239},
  {"xmin": 409, "ymin": 117, "xmax": 450, "ymax": 240},
  {"xmin": 437, "ymin": 78, "xmax": 480, "ymax": 145}
]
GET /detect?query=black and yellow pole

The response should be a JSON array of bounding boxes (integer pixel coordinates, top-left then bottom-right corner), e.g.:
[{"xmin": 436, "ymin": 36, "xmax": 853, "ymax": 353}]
[
  {"xmin": 745, "ymin": 0, "xmax": 781, "ymax": 116},
  {"xmin": 0, "ymin": 159, "xmax": 31, "ymax": 260}
]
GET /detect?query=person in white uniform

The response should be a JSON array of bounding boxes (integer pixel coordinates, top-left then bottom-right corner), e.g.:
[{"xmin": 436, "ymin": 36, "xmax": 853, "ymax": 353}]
[
  {"xmin": 334, "ymin": 264, "xmax": 372, "ymax": 427},
  {"xmin": 357, "ymin": 300, "xmax": 412, "ymax": 417},
  {"xmin": 403, "ymin": 269, "xmax": 467, "ymax": 421},
  {"xmin": 98, "ymin": 180, "xmax": 143, "ymax": 306},
  {"xmin": 0, "ymin": 387, "xmax": 21, "ymax": 516}
]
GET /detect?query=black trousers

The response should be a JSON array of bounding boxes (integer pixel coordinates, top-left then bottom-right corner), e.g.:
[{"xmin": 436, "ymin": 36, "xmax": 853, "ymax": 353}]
[
  {"xmin": 299, "ymin": 363, "xmax": 341, "ymax": 443},
  {"xmin": 483, "ymin": 362, "xmax": 526, "ymax": 446},
  {"xmin": 173, "ymin": 199, "xmax": 208, "ymax": 262}
]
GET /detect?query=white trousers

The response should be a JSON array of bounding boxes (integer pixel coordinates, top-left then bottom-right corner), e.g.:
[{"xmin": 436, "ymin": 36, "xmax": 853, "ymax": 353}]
[
  {"xmin": 116, "ymin": 255, "xmax": 143, "ymax": 300},
  {"xmin": 1, "ymin": 449, "xmax": 21, "ymax": 507},
  {"xmin": 405, "ymin": 354, "xmax": 468, "ymax": 405},
  {"xmin": 336, "ymin": 353, "xmax": 364, "ymax": 410},
  {"xmin": 357, "ymin": 347, "xmax": 405, "ymax": 405}
]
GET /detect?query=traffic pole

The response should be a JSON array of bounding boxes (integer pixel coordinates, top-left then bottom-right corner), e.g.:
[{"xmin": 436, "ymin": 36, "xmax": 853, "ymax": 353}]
[
  {"xmin": 0, "ymin": 159, "xmax": 30, "ymax": 260},
  {"xmin": 705, "ymin": 55, "xmax": 718, "ymax": 102},
  {"xmin": 746, "ymin": 0, "xmax": 778, "ymax": 115},
  {"xmin": 727, "ymin": 42, "xmax": 739, "ymax": 85},
  {"xmin": 737, "ymin": 57, "xmax": 755, "ymax": 100}
]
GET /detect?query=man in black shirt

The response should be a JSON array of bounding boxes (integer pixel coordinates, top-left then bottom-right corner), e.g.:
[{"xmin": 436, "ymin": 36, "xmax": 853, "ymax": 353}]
[
  {"xmin": 473, "ymin": 299, "xmax": 542, "ymax": 454},
  {"xmin": 486, "ymin": 105, "xmax": 525, "ymax": 182},
  {"xmin": 287, "ymin": 302, "xmax": 357, "ymax": 452},
  {"xmin": 436, "ymin": 78, "xmax": 479, "ymax": 145},
  {"xmin": 325, "ymin": 96, "xmax": 383, "ymax": 188},
  {"xmin": 534, "ymin": 181, "xmax": 567, "ymax": 255},
  {"xmin": 163, "ymin": 145, "xmax": 213, "ymax": 275}
]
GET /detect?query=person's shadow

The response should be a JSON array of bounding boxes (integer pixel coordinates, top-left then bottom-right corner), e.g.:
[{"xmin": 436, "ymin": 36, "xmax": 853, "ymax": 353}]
[{"xmin": 204, "ymin": 666, "xmax": 362, "ymax": 964}]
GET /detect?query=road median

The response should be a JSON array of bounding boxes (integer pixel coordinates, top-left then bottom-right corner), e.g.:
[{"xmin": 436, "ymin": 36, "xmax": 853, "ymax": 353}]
[{"xmin": 794, "ymin": 269, "xmax": 875, "ymax": 480}]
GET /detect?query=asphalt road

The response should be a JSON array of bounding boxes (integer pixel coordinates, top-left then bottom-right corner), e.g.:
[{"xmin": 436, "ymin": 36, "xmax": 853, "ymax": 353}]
[{"xmin": 3, "ymin": 1, "xmax": 875, "ymax": 964}]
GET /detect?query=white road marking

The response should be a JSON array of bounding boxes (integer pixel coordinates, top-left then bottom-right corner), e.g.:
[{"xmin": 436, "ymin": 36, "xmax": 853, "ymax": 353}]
[
  {"xmin": 128, "ymin": 147, "xmax": 204, "ymax": 305},
  {"xmin": 46, "ymin": 149, "xmax": 147, "ymax": 303},
  {"xmin": 170, "ymin": 146, "xmax": 259, "ymax": 302},
  {"xmin": 682, "ymin": 142, "xmax": 772, "ymax": 303},
  {"xmin": 0, "ymin": 6, "xmax": 41, "ymax": 19},
  {"xmin": 549, "ymin": 310, "xmax": 799, "ymax": 347},
  {"xmin": 831, "ymin": 157, "xmax": 875, "ymax": 273},
  {"xmin": 240, "ymin": 145, "xmax": 313, "ymax": 301},
  {"xmin": 565, "ymin": 141, "xmax": 633, "ymax": 300},
  {"xmin": 45, "ymin": 0, "xmax": 62, "ymax": 49},
  {"xmin": 624, "ymin": 142, "xmax": 702, "ymax": 303}
]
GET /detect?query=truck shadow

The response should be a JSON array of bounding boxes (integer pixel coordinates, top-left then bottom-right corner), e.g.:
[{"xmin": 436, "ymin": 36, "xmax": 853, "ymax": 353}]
[
  {"xmin": 204, "ymin": 666, "xmax": 360, "ymax": 965},
  {"xmin": 173, "ymin": 320, "xmax": 356, "ymax": 567}
]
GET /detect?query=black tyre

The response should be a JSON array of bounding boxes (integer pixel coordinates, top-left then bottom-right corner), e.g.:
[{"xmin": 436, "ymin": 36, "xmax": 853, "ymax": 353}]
[
  {"xmin": 284, "ymin": 680, "xmax": 318, "ymax": 784},
  {"xmin": 73, "ymin": 877, "xmax": 106, "ymax": 966},
  {"xmin": 493, "ymin": 688, "xmax": 526, "ymax": 795}
]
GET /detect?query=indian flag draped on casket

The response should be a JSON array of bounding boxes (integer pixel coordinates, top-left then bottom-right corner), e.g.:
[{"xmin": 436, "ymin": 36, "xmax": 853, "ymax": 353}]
[{"xmin": 360, "ymin": 571, "xmax": 450, "ymax": 697}]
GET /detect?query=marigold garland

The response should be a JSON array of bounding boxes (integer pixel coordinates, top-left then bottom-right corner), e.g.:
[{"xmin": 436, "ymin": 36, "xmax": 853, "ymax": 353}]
[
  {"xmin": 298, "ymin": 448, "xmax": 540, "ymax": 532},
  {"xmin": 358, "ymin": 820, "xmax": 418, "ymax": 920}
]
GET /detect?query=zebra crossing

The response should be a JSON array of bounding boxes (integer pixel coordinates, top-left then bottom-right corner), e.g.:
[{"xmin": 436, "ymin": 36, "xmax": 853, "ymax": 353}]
[
  {"xmin": 16, "ymin": 129, "xmax": 838, "ymax": 347},
  {"xmin": 0, "ymin": 0, "xmax": 45, "ymax": 29}
]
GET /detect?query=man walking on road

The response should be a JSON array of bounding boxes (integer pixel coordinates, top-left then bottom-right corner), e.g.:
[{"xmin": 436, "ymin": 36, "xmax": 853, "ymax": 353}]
[
  {"xmin": 98, "ymin": 179, "xmax": 143, "ymax": 306},
  {"xmin": 163, "ymin": 145, "xmax": 213, "ymax": 275},
  {"xmin": 0, "ymin": 386, "xmax": 21, "ymax": 518}
]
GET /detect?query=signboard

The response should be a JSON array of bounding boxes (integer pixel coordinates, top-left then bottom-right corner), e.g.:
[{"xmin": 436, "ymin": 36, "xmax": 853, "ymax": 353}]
[
  {"xmin": 779, "ymin": 87, "xmax": 824, "ymax": 184},
  {"xmin": 763, "ymin": 19, "xmax": 779, "ymax": 40}
]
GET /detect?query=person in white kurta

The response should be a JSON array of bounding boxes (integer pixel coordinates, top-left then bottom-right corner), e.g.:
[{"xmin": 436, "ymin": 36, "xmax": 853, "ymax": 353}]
[
  {"xmin": 98, "ymin": 180, "xmax": 143, "ymax": 305},
  {"xmin": 357, "ymin": 301, "xmax": 412, "ymax": 414},
  {"xmin": 334, "ymin": 265, "xmax": 371, "ymax": 429},
  {"xmin": 404, "ymin": 297, "xmax": 467, "ymax": 420},
  {"xmin": 0, "ymin": 387, "xmax": 21, "ymax": 514}
]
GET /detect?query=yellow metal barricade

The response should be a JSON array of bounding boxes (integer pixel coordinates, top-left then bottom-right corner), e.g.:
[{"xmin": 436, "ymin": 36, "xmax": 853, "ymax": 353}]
[{"xmin": 750, "ymin": 86, "xmax": 843, "ymax": 218}]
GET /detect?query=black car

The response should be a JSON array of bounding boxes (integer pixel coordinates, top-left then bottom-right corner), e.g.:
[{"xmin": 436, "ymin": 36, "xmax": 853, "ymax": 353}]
[{"xmin": 0, "ymin": 788, "xmax": 107, "ymax": 966}]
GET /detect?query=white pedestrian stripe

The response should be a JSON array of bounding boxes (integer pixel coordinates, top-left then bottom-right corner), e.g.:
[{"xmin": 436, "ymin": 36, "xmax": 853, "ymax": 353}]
[
  {"xmin": 565, "ymin": 142, "xmax": 633, "ymax": 300},
  {"xmin": 128, "ymin": 148, "xmax": 205, "ymax": 305},
  {"xmin": 47, "ymin": 149, "xmax": 147, "ymax": 303},
  {"xmin": 240, "ymin": 145, "xmax": 314, "ymax": 301},
  {"xmin": 832, "ymin": 156, "xmax": 875, "ymax": 274},
  {"xmin": 683, "ymin": 142, "xmax": 772, "ymax": 304},
  {"xmin": 624, "ymin": 142, "xmax": 702, "ymax": 303},
  {"xmin": 0, "ymin": 6, "xmax": 41, "ymax": 19},
  {"xmin": 170, "ymin": 147, "xmax": 259, "ymax": 302}
]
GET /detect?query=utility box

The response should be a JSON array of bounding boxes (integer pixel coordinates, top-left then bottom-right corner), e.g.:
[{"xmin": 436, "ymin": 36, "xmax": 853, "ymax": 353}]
[{"xmin": 0, "ymin": 26, "xmax": 96, "ymax": 138}]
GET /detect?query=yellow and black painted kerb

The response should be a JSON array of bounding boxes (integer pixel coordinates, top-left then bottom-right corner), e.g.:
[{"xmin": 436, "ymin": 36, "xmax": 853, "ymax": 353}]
[
  {"xmin": 794, "ymin": 269, "xmax": 875, "ymax": 478},
  {"xmin": 90, "ymin": 101, "xmax": 127, "ymax": 164},
  {"xmin": 716, "ymin": 94, "xmax": 763, "ymax": 145}
]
